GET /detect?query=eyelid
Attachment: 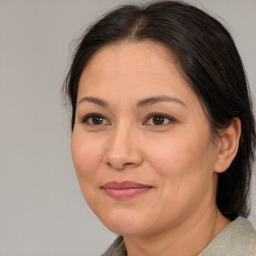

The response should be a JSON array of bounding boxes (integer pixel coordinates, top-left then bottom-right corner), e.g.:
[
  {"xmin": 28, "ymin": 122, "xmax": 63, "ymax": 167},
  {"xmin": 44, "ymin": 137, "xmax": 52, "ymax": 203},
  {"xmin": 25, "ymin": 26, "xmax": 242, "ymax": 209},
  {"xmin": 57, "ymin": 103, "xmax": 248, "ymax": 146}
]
[
  {"xmin": 80, "ymin": 113, "xmax": 110, "ymax": 125},
  {"xmin": 143, "ymin": 113, "xmax": 175, "ymax": 125},
  {"xmin": 79, "ymin": 112, "xmax": 175, "ymax": 126}
]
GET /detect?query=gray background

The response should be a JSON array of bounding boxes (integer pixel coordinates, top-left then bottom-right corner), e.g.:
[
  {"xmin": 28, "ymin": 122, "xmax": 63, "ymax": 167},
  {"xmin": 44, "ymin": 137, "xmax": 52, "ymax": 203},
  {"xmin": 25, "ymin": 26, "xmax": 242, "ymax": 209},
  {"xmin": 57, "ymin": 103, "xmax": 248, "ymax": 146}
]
[{"xmin": 0, "ymin": 0, "xmax": 255, "ymax": 255}]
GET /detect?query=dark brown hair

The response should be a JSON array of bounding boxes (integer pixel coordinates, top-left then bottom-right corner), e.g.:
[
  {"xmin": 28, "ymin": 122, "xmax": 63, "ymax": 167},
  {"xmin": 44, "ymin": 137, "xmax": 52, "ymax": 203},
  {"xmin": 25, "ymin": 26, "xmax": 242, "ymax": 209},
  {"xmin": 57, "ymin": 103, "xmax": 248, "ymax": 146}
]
[{"xmin": 64, "ymin": 1, "xmax": 256, "ymax": 220}]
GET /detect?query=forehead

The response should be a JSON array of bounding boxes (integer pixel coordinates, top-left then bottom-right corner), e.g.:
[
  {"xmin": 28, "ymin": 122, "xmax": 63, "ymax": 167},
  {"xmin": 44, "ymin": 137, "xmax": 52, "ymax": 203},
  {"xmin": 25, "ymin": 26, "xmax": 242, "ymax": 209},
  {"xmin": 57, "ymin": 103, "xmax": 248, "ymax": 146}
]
[
  {"xmin": 78, "ymin": 40, "xmax": 198, "ymax": 106},
  {"xmin": 82, "ymin": 40, "xmax": 180, "ymax": 79}
]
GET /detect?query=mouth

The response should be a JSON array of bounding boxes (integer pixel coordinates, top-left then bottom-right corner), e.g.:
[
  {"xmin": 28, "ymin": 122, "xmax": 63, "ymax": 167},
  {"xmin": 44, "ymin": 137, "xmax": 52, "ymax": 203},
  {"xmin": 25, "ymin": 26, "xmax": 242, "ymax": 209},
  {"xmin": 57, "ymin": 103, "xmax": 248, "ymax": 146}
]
[{"xmin": 101, "ymin": 181, "xmax": 153, "ymax": 199}]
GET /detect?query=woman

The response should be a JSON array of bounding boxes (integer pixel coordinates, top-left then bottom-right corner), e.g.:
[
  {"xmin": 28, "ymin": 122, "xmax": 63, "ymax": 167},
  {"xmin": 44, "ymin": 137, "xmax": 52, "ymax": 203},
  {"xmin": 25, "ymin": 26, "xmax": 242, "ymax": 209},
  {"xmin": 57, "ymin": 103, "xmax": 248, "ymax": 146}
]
[{"xmin": 64, "ymin": 1, "xmax": 256, "ymax": 255}]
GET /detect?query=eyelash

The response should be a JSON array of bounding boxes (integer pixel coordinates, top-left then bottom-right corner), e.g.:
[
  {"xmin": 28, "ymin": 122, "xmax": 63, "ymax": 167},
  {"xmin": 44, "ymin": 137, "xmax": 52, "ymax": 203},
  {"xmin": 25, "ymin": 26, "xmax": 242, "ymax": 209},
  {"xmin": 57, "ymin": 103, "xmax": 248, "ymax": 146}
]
[
  {"xmin": 144, "ymin": 113, "xmax": 175, "ymax": 126},
  {"xmin": 80, "ymin": 113, "xmax": 175, "ymax": 126},
  {"xmin": 80, "ymin": 113, "xmax": 110, "ymax": 126}
]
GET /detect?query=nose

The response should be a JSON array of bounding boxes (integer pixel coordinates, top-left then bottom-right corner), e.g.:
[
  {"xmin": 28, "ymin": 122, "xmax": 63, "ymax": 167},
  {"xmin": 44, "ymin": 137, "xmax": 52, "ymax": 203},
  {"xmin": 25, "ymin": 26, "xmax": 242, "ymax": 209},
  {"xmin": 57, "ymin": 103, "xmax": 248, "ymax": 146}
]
[{"xmin": 103, "ymin": 124, "xmax": 143, "ymax": 170}]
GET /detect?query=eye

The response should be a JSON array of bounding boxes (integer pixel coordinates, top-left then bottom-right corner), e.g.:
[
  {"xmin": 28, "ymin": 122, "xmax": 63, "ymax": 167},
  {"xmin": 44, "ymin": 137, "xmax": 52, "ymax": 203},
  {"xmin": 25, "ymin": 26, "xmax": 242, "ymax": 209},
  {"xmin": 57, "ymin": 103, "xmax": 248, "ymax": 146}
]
[
  {"xmin": 81, "ymin": 114, "xmax": 110, "ymax": 125},
  {"xmin": 144, "ymin": 113, "xmax": 174, "ymax": 126}
]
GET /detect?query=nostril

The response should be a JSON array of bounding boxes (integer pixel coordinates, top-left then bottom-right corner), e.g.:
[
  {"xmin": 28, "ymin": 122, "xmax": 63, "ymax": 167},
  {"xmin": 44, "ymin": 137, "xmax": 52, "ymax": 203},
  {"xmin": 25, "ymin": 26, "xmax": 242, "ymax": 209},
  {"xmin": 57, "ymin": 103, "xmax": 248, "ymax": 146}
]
[
  {"xmin": 123, "ymin": 162, "xmax": 133, "ymax": 167},
  {"xmin": 105, "ymin": 161, "xmax": 135, "ymax": 170},
  {"xmin": 102, "ymin": 139, "xmax": 143, "ymax": 170}
]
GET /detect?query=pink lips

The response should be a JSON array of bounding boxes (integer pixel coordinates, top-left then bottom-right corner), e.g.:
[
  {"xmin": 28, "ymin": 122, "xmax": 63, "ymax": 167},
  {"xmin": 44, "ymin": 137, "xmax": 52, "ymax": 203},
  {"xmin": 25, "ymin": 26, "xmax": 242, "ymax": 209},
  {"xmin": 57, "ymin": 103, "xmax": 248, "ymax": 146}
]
[{"xmin": 101, "ymin": 181, "xmax": 153, "ymax": 199}]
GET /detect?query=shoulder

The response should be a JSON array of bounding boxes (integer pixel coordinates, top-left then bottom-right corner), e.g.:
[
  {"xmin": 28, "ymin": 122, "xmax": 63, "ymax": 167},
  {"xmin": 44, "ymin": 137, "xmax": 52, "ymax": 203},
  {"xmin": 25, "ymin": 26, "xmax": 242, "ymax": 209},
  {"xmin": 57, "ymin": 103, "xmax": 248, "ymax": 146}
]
[
  {"xmin": 102, "ymin": 218, "xmax": 256, "ymax": 256},
  {"xmin": 199, "ymin": 217, "xmax": 256, "ymax": 256},
  {"xmin": 101, "ymin": 236, "xmax": 126, "ymax": 256}
]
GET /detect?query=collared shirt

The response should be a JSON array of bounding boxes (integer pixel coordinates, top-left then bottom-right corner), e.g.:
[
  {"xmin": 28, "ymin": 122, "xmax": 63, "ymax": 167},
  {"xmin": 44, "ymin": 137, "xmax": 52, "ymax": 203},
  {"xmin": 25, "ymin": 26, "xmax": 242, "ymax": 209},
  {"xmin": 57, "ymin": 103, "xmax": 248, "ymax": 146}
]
[{"xmin": 102, "ymin": 217, "xmax": 256, "ymax": 256}]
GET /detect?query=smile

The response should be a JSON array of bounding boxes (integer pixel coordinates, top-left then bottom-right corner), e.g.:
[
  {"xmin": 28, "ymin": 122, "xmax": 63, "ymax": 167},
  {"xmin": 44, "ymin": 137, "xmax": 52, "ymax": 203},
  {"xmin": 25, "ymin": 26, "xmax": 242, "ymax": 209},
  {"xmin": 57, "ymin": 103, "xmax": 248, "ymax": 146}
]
[{"xmin": 101, "ymin": 181, "xmax": 153, "ymax": 199}]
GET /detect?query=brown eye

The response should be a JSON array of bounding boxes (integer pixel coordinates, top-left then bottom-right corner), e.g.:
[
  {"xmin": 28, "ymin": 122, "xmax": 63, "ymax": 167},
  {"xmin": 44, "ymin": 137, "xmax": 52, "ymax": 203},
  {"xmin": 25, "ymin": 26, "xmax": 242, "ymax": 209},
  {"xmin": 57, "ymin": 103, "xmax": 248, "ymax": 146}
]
[
  {"xmin": 81, "ymin": 114, "xmax": 110, "ymax": 125},
  {"xmin": 152, "ymin": 116, "xmax": 165, "ymax": 125},
  {"xmin": 91, "ymin": 116, "xmax": 104, "ymax": 125},
  {"xmin": 144, "ymin": 114, "xmax": 174, "ymax": 126}
]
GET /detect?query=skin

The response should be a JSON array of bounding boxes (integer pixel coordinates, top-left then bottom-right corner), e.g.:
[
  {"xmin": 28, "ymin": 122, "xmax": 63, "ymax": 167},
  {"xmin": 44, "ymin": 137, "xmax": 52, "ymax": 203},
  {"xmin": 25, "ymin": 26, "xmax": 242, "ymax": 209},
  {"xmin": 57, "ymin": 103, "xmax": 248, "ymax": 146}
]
[{"xmin": 71, "ymin": 41, "xmax": 241, "ymax": 256}]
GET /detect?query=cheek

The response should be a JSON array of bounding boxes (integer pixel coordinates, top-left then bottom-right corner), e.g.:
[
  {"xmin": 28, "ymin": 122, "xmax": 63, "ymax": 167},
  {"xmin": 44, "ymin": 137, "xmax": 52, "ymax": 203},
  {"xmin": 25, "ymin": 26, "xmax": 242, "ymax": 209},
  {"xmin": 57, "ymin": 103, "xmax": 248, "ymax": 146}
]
[
  {"xmin": 146, "ymin": 131, "xmax": 215, "ymax": 192},
  {"xmin": 71, "ymin": 130, "xmax": 103, "ymax": 179},
  {"xmin": 71, "ymin": 130, "xmax": 106, "ymax": 210},
  {"xmin": 144, "ymin": 135, "xmax": 216, "ymax": 221},
  {"xmin": 146, "ymin": 135, "xmax": 196, "ymax": 171}
]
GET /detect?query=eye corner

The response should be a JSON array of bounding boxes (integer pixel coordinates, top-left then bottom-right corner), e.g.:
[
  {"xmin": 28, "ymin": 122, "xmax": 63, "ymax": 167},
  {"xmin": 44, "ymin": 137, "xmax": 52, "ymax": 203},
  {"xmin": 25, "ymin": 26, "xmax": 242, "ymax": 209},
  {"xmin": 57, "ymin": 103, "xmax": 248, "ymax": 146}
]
[
  {"xmin": 80, "ymin": 113, "xmax": 110, "ymax": 126},
  {"xmin": 143, "ymin": 113, "xmax": 176, "ymax": 126}
]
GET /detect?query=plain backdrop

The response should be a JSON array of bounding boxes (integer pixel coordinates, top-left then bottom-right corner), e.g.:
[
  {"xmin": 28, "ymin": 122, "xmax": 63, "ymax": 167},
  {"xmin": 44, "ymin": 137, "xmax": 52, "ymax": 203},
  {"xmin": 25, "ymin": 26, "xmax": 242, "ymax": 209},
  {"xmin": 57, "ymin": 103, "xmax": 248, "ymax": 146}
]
[{"xmin": 0, "ymin": 0, "xmax": 256, "ymax": 255}]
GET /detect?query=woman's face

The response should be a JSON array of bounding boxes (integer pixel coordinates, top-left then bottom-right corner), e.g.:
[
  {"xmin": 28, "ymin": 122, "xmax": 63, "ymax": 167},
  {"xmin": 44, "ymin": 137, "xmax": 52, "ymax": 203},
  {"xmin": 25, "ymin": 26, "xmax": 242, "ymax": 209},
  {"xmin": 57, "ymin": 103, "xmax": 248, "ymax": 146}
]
[{"xmin": 72, "ymin": 41, "xmax": 220, "ymax": 236}]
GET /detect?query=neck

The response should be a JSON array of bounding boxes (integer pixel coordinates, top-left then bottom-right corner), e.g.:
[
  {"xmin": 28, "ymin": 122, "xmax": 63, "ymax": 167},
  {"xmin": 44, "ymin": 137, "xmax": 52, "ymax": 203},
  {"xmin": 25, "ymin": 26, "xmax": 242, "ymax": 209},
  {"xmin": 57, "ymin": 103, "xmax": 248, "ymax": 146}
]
[{"xmin": 123, "ymin": 206, "xmax": 230, "ymax": 256}]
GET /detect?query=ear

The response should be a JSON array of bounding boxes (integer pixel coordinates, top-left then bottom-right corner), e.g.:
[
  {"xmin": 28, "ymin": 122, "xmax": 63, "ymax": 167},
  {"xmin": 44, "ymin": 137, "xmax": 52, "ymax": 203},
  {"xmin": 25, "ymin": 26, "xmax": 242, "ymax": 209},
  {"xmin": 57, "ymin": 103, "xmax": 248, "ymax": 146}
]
[{"xmin": 214, "ymin": 117, "xmax": 241, "ymax": 173}]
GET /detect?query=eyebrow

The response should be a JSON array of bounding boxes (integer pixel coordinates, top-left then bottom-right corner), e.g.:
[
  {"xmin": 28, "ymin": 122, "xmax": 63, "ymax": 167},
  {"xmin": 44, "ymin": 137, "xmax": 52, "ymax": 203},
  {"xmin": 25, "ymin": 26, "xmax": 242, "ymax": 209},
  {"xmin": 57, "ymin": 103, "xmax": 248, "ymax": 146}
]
[
  {"xmin": 78, "ymin": 97, "xmax": 108, "ymax": 107},
  {"xmin": 77, "ymin": 95, "xmax": 186, "ymax": 108},
  {"xmin": 137, "ymin": 95, "xmax": 186, "ymax": 108}
]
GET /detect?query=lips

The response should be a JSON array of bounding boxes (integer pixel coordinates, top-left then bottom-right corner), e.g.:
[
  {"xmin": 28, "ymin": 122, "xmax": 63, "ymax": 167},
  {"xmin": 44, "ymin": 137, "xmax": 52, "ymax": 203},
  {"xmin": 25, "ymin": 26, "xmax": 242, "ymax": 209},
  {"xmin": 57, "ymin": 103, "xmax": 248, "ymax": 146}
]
[{"xmin": 101, "ymin": 181, "xmax": 153, "ymax": 199}]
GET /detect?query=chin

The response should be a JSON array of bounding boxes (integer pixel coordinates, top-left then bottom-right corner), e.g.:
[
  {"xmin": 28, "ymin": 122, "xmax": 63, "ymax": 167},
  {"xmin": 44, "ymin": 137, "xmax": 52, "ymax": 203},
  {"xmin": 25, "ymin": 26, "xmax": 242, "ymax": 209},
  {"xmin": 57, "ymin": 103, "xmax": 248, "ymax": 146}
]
[
  {"xmin": 97, "ymin": 209, "xmax": 153, "ymax": 236},
  {"xmin": 104, "ymin": 222, "xmax": 151, "ymax": 236}
]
